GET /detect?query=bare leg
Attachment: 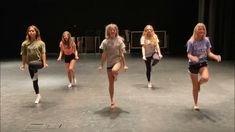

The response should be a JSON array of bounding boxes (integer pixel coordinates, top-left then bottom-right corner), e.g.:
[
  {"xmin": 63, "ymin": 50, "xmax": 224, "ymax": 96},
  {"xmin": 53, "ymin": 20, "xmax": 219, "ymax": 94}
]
[
  {"xmin": 69, "ymin": 59, "xmax": 77, "ymax": 85},
  {"xmin": 65, "ymin": 63, "xmax": 72, "ymax": 88},
  {"xmin": 107, "ymin": 62, "xmax": 121, "ymax": 111},
  {"xmin": 107, "ymin": 72, "xmax": 115, "ymax": 111},
  {"xmin": 199, "ymin": 67, "xmax": 209, "ymax": 86},
  {"xmin": 190, "ymin": 73, "xmax": 200, "ymax": 110},
  {"xmin": 190, "ymin": 66, "xmax": 209, "ymax": 110}
]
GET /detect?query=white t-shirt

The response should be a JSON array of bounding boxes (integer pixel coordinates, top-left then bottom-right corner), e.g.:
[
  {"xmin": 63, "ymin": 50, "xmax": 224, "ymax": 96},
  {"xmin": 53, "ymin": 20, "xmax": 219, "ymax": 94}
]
[{"xmin": 140, "ymin": 36, "xmax": 159, "ymax": 57}]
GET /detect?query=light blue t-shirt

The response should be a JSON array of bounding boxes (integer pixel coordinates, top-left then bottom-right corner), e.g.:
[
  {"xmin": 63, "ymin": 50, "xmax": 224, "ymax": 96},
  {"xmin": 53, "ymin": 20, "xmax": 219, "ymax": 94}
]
[{"xmin": 186, "ymin": 37, "xmax": 211, "ymax": 65}]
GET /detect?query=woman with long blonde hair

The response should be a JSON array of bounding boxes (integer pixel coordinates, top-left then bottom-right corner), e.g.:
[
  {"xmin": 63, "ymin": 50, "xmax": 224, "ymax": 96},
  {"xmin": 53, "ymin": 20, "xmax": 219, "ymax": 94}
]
[
  {"xmin": 98, "ymin": 23, "xmax": 128, "ymax": 111},
  {"xmin": 57, "ymin": 31, "xmax": 79, "ymax": 88},
  {"xmin": 140, "ymin": 25, "xmax": 162, "ymax": 88},
  {"xmin": 186, "ymin": 23, "xmax": 221, "ymax": 110}
]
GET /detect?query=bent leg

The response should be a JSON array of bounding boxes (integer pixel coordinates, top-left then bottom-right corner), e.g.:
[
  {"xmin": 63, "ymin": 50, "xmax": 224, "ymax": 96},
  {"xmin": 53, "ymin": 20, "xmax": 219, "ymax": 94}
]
[
  {"xmin": 199, "ymin": 67, "xmax": 209, "ymax": 85},
  {"xmin": 112, "ymin": 62, "xmax": 121, "ymax": 81}
]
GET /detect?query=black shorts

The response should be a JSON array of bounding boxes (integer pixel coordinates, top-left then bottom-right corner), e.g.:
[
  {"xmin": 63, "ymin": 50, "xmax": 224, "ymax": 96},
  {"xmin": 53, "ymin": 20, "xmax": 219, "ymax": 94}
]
[
  {"xmin": 64, "ymin": 54, "xmax": 75, "ymax": 63},
  {"xmin": 188, "ymin": 62, "xmax": 208, "ymax": 74},
  {"xmin": 107, "ymin": 65, "xmax": 114, "ymax": 72},
  {"xmin": 28, "ymin": 60, "xmax": 43, "ymax": 70}
]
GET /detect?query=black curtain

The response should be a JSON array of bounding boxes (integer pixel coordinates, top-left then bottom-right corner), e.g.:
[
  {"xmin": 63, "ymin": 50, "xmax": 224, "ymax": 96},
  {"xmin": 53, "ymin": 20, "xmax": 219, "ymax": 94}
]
[{"xmin": 206, "ymin": 0, "xmax": 234, "ymax": 60}]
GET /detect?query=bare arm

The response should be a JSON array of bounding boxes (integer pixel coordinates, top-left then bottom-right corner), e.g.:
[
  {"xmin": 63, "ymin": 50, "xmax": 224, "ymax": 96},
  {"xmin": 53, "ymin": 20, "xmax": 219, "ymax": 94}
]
[
  {"xmin": 75, "ymin": 49, "xmax": 79, "ymax": 60},
  {"xmin": 42, "ymin": 52, "xmax": 48, "ymax": 68},
  {"xmin": 57, "ymin": 42, "xmax": 63, "ymax": 61},
  {"xmin": 57, "ymin": 49, "xmax": 63, "ymax": 61},
  {"xmin": 20, "ymin": 55, "xmax": 27, "ymax": 70},
  {"xmin": 207, "ymin": 49, "xmax": 221, "ymax": 62},
  {"xmin": 120, "ymin": 48, "xmax": 128, "ymax": 71},
  {"xmin": 98, "ymin": 51, "xmax": 107, "ymax": 71},
  {"xmin": 187, "ymin": 52, "xmax": 199, "ymax": 62},
  {"xmin": 155, "ymin": 43, "xmax": 163, "ymax": 58},
  {"xmin": 155, "ymin": 43, "xmax": 161, "ymax": 54},
  {"xmin": 74, "ymin": 42, "xmax": 79, "ymax": 60},
  {"xmin": 142, "ymin": 46, "xmax": 146, "ymax": 60}
]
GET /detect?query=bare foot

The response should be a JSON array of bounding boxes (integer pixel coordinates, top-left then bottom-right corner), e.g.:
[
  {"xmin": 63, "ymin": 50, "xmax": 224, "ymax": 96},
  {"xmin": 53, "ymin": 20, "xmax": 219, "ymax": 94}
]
[
  {"xmin": 110, "ymin": 103, "xmax": 116, "ymax": 112},
  {"xmin": 193, "ymin": 105, "xmax": 200, "ymax": 111}
]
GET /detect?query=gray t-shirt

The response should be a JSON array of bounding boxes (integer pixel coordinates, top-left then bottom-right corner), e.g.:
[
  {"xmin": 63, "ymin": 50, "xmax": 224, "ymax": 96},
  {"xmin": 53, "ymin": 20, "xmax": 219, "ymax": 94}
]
[{"xmin": 99, "ymin": 38, "xmax": 125, "ymax": 67}]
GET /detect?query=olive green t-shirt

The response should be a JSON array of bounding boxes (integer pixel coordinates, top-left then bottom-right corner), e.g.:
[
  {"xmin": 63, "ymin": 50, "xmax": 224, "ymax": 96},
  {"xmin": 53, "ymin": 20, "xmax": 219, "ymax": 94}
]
[{"xmin": 21, "ymin": 40, "xmax": 46, "ymax": 63}]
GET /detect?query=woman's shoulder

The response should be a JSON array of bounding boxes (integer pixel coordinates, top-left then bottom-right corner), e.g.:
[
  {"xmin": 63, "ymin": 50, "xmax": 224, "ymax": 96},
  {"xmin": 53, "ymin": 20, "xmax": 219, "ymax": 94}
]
[
  {"xmin": 140, "ymin": 35, "xmax": 145, "ymax": 39},
  {"xmin": 101, "ymin": 39, "xmax": 108, "ymax": 44},
  {"xmin": 22, "ymin": 40, "xmax": 29, "ymax": 46},
  {"xmin": 204, "ymin": 37, "xmax": 210, "ymax": 42},
  {"xmin": 117, "ymin": 36, "xmax": 124, "ymax": 42},
  {"xmin": 186, "ymin": 38, "xmax": 194, "ymax": 47},
  {"xmin": 59, "ymin": 41, "xmax": 63, "ymax": 45},
  {"xmin": 187, "ymin": 38, "xmax": 194, "ymax": 43},
  {"xmin": 37, "ymin": 40, "xmax": 45, "ymax": 45},
  {"xmin": 72, "ymin": 42, "xmax": 77, "ymax": 47}
]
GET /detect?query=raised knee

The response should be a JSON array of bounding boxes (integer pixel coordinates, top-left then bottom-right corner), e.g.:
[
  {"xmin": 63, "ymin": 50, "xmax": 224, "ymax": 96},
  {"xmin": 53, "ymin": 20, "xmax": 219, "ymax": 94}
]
[
  {"xmin": 68, "ymin": 68, "xmax": 73, "ymax": 72},
  {"xmin": 202, "ymin": 77, "xmax": 209, "ymax": 82},
  {"xmin": 111, "ymin": 69, "xmax": 118, "ymax": 74}
]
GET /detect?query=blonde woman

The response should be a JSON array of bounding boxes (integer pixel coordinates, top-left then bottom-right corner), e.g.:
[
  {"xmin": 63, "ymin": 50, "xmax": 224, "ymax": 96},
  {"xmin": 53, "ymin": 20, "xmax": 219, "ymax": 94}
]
[
  {"xmin": 57, "ymin": 31, "xmax": 79, "ymax": 88},
  {"xmin": 186, "ymin": 23, "xmax": 221, "ymax": 110},
  {"xmin": 141, "ymin": 25, "xmax": 162, "ymax": 88},
  {"xmin": 98, "ymin": 23, "xmax": 128, "ymax": 111},
  {"xmin": 20, "ymin": 25, "xmax": 48, "ymax": 104}
]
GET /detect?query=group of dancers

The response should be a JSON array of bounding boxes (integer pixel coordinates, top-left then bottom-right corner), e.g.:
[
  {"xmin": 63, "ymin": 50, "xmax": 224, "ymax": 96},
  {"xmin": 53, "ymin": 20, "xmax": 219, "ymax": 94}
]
[{"xmin": 20, "ymin": 23, "xmax": 221, "ymax": 111}]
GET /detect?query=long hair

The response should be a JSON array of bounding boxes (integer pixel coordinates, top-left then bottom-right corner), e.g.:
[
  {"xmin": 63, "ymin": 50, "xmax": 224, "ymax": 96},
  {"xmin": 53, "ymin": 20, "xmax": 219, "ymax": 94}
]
[
  {"xmin": 25, "ymin": 25, "xmax": 41, "ymax": 41},
  {"xmin": 142, "ymin": 25, "xmax": 158, "ymax": 47},
  {"xmin": 105, "ymin": 23, "xmax": 124, "ymax": 42},
  {"xmin": 191, "ymin": 23, "xmax": 207, "ymax": 41},
  {"xmin": 61, "ymin": 31, "xmax": 74, "ymax": 47}
]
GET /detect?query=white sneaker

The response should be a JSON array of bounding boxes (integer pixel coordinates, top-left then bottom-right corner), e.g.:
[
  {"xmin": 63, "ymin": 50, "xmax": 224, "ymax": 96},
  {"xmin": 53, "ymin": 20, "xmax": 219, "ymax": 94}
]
[
  {"xmin": 34, "ymin": 94, "xmax": 41, "ymax": 104},
  {"xmin": 147, "ymin": 82, "xmax": 152, "ymax": 88},
  {"xmin": 68, "ymin": 83, "xmax": 72, "ymax": 88}
]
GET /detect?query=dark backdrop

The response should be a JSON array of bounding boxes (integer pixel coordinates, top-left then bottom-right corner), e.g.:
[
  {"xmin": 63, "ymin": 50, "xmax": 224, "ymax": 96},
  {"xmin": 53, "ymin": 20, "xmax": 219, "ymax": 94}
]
[{"xmin": 2, "ymin": 0, "xmax": 234, "ymax": 60}]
